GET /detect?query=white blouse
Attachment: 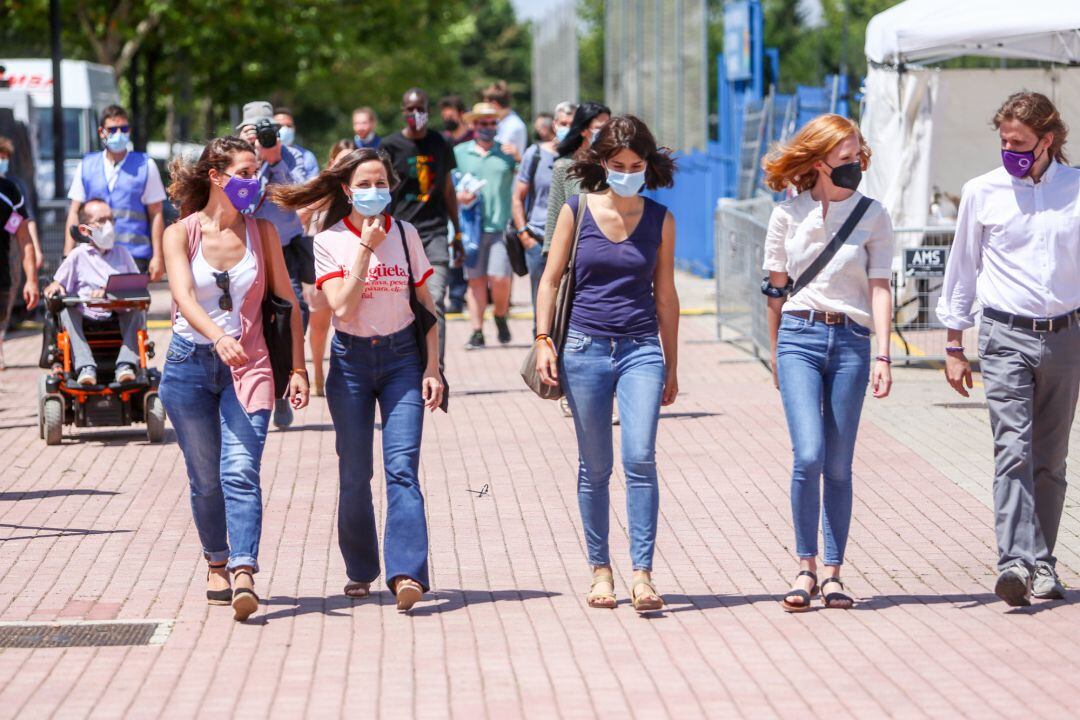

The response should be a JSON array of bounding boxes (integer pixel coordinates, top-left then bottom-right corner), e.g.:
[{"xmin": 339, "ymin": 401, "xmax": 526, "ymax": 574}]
[{"xmin": 763, "ymin": 190, "xmax": 894, "ymax": 329}]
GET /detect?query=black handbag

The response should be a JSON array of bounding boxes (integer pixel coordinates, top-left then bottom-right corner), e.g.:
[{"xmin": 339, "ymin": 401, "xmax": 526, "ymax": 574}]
[
  {"xmin": 503, "ymin": 147, "xmax": 543, "ymax": 277},
  {"xmin": 397, "ymin": 220, "xmax": 449, "ymax": 412},
  {"xmin": 262, "ymin": 291, "xmax": 293, "ymax": 399}
]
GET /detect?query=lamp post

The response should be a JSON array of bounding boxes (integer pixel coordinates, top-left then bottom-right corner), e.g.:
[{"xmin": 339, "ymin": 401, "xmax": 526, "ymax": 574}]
[{"xmin": 49, "ymin": 0, "xmax": 64, "ymax": 199}]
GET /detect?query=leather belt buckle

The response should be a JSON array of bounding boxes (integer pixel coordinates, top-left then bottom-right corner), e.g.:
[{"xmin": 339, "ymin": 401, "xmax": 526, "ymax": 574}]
[
  {"xmin": 1032, "ymin": 318, "xmax": 1052, "ymax": 333},
  {"xmin": 824, "ymin": 311, "xmax": 843, "ymax": 325}
]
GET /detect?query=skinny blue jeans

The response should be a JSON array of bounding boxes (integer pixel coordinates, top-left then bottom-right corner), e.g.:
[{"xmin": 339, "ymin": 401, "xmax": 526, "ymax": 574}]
[
  {"xmin": 775, "ymin": 313, "xmax": 870, "ymax": 566},
  {"xmin": 326, "ymin": 326, "xmax": 430, "ymax": 592},
  {"xmin": 559, "ymin": 328, "xmax": 666, "ymax": 570},
  {"xmin": 159, "ymin": 334, "xmax": 270, "ymax": 572}
]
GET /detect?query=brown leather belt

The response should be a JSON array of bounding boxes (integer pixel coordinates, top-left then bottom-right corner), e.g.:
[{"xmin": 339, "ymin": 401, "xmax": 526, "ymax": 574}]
[{"xmin": 784, "ymin": 310, "xmax": 852, "ymax": 326}]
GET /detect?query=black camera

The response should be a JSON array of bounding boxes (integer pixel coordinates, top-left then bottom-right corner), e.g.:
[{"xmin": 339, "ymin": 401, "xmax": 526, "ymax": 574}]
[{"xmin": 253, "ymin": 118, "xmax": 278, "ymax": 148}]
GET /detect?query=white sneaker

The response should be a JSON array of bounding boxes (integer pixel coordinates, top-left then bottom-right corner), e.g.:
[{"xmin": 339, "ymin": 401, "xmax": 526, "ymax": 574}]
[
  {"xmin": 115, "ymin": 365, "xmax": 136, "ymax": 384},
  {"xmin": 77, "ymin": 366, "xmax": 98, "ymax": 386}
]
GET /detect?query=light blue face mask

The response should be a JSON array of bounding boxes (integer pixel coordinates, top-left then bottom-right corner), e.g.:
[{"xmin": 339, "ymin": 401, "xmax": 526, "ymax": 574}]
[
  {"xmin": 555, "ymin": 125, "xmax": 570, "ymax": 142},
  {"xmin": 605, "ymin": 166, "xmax": 647, "ymax": 198},
  {"xmin": 104, "ymin": 131, "xmax": 129, "ymax": 153},
  {"xmin": 0, "ymin": 158, "xmax": 8, "ymax": 176},
  {"xmin": 351, "ymin": 187, "xmax": 392, "ymax": 217},
  {"xmin": 590, "ymin": 129, "xmax": 601, "ymax": 145},
  {"xmin": 278, "ymin": 126, "xmax": 296, "ymax": 146}
]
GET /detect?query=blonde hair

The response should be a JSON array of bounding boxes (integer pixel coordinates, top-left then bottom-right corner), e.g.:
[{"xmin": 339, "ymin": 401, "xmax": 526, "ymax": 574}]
[{"xmin": 761, "ymin": 114, "xmax": 871, "ymax": 193}]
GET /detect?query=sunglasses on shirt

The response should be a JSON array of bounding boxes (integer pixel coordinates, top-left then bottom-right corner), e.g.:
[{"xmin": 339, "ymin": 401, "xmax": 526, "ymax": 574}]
[
  {"xmin": 103, "ymin": 126, "xmax": 131, "ymax": 135},
  {"xmin": 213, "ymin": 271, "xmax": 233, "ymax": 312}
]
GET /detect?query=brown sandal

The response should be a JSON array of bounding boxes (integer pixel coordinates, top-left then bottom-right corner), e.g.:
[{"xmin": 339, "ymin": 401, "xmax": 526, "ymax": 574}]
[
  {"xmin": 394, "ymin": 577, "xmax": 423, "ymax": 611},
  {"xmin": 344, "ymin": 581, "xmax": 371, "ymax": 599},
  {"xmin": 631, "ymin": 575, "xmax": 664, "ymax": 613}
]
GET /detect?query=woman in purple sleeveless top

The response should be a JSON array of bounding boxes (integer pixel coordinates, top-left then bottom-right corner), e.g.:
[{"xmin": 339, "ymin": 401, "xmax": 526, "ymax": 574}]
[{"xmin": 534, "ymin": 116, "xmax": 679, "ymax": 613}]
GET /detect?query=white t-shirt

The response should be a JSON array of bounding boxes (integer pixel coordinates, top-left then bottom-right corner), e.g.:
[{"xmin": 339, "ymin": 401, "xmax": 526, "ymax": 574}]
[
  {"xmin": 763, "ymin": 190, "xmax": 894, "ymax": 329},
  {"xmin": 496, "ymin": 111, "xmax": 528, "ymax": 158},
  {"xmin": 314, "ymin": 215, "xmax": 433, "ymax": 338},
  {"xmin": 67, "ymin": 151, "xmax": 167, "ymax": 205}
]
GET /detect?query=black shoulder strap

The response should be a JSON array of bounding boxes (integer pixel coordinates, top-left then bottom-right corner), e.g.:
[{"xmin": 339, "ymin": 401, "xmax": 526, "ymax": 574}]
[
  {"xmin": 791, "ymin": 196, "xmax": 873, "ymax": 297},
  {"xmin": 396, "ymin": 219, "xmax": 414, "ymax": 277},
  {"xmin": 522, "ymin": 147, "xmax": 543, "ymax": 216}
]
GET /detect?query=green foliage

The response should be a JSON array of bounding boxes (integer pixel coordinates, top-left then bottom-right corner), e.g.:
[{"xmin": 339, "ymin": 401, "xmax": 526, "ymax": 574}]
[
  {"xmin": 1, "ymin": 0, "xmax": 532, "ymax": 161},
  {"xmin": 577, "ymin": 0, "xmax": 605, "ymax": 104}
]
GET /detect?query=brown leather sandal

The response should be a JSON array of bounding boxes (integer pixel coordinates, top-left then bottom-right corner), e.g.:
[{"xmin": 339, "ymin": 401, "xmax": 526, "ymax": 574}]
[
  {"xmin": 344, "ymin": 581, "xmax": 371, "ymax": 599},
  {"xmin": 587, "ymin": 568, "xmax": 617, "ymax": 609}
]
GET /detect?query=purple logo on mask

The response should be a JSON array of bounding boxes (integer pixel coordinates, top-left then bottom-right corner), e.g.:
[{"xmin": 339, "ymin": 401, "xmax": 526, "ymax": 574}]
[{"xmin": 223, "ymin": 175, "xmax": 261, "ymax": 212}]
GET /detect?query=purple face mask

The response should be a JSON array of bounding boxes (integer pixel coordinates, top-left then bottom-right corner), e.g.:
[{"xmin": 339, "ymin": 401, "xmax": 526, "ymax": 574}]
[
  {"xmin": 222, "ymin": 173, "xmax": 261, "ymax": 212},
  {"xmin": 1001, "ymin": 141, "xmax": 1043, "ymax": 178}
]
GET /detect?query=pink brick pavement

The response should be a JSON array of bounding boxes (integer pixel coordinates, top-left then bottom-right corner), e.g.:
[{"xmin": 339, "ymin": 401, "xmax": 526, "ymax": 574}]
[{"xmin": 0, "ymin": 289, "xmax": 1078, "ymax": 718}]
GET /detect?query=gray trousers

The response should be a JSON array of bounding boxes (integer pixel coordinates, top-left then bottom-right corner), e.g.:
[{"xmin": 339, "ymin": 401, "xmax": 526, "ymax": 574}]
[
  {"xmin": 426, "ymin": 263, "xmax": 449, "ymax": 372},
  {"xmin": 62, "ymin": 307, "xmax": 142, "ymax": 372},
  {"xmin": 979, "ymin": 315, "xmax": 1080, "ymax": 571}
]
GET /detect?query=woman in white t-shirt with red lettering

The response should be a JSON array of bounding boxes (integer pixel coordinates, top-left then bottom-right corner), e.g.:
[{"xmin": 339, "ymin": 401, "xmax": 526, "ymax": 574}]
[{"xmin": 271, "ymin": 148, "xmax": 443, "ymax": 611}]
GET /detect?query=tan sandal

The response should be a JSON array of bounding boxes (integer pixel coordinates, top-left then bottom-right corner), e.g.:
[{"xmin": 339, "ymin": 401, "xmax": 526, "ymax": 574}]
[
  {"xmin": 587, "ymin": 568, "xmax": 617, "ymax": 609},
  {"xmin": 344, "ymin": 581, "xmax": 370, "ymax": 599},
  {"xmin": 394, "ymin": 577, "xmax": 423, "ymax": 611},
  {"xmin": 631, "ymin": 575, "xmax": 664, "ymax": 613},
  {"xmin": 231, "ymin": 569, "xmax": 259, "ymax": 622}
]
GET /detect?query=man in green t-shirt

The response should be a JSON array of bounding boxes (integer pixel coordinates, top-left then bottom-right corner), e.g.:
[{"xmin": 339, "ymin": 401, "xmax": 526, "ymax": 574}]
[{"xmin": 453, "ymin": 102, "xmax": 516, "ymax": 350}]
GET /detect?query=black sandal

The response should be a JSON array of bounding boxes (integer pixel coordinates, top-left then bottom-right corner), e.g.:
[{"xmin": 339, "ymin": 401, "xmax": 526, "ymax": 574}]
[
  {"xmin": 206, "ymin": 562, "xmax": 231, "ymax": 606},
  {"xmin": 780, "ymin": 570, "xmax": 819, "ymax": 613},
  {"xmin": 231, "ymin": 569, "xmax": 259, "ymax": 621},
  {"xmin": 821, "ymin": 577, "xmax": 854, "ymax": 609}
]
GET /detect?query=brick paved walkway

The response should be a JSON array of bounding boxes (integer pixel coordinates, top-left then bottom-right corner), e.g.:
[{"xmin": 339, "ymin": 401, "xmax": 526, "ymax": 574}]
[{"xmin": 0, "ymin": 278, "xmax": 1077, "ymax": 718}]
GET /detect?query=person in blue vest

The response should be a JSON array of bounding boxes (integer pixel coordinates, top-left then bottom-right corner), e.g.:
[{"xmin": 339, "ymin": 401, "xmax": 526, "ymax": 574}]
[
  {"xmin": 65, "ymin": 105, "xmax": 166, "ymax": 280},
  {"xmin": 237, "ymin": 100, "xmax": 312, "ymax": 429}
]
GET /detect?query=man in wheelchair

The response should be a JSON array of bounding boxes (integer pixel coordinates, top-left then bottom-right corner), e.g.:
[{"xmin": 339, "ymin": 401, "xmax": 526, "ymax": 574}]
[{"xmin": 44, "ymin": 199, "xmax": 143, "ymax": 385}]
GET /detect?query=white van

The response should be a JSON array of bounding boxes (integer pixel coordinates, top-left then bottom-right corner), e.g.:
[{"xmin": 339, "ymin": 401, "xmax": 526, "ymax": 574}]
[{"xmin": 0, "ymin": 59, "xmax": 121, "ymax": 201}]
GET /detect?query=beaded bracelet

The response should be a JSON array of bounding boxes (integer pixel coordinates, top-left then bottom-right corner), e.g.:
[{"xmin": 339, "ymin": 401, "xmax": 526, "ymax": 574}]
[
  {"xmin": 875, "ymin": 355, "xmax": 892, "ymax": 364},
  {"xmin": 945, "ymin": 345, "xmax": 965, "ymax": 354}
]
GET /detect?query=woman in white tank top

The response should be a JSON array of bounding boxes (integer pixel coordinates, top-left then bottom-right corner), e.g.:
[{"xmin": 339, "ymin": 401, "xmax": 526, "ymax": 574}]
[{"xmin": 160, "ymin": 136, "xmax": 309, "ymax": 622}]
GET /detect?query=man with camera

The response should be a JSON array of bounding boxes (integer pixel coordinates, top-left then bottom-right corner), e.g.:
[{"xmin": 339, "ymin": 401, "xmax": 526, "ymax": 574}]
[{"xmin": 236, "ymin": 100, "xmax": 313, "ymax": 428}]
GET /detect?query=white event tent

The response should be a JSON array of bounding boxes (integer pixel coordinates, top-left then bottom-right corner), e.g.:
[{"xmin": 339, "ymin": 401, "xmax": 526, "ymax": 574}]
[{"xmin": 860, "ymin": 0, "xmax": 1080, "ymax": 231}]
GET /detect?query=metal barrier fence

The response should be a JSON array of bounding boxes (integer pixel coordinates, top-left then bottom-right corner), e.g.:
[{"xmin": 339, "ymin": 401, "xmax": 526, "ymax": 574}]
[
  {"xmin": 531, "ymin": 0, "xmax": 579, "ymax": 118},
  {"xmin": 714, "ymin": 197, "xmax": 979, "ymax": 364}
]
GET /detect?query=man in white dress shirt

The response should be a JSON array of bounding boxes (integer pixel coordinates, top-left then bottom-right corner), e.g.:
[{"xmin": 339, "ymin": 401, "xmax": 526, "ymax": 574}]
[{"xmin": 937, "ymin": 92, "xmax": 1080, "ymax": 606}]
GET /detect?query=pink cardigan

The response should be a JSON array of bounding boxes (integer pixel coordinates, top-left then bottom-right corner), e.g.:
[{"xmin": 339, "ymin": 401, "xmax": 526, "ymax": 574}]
[{"xmin": 179, "ymin": 213, "xmax": 276, "ymax": 413}]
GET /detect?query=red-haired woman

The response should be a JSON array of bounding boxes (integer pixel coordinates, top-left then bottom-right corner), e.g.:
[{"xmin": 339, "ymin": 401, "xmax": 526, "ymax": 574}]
[
  {"xmin": 760, "ymin": 114, "xmax": 894, "ymax": 611},
  {"xmin": 163, "ymin": 137, "xmax": 309, "ymax": 621}
]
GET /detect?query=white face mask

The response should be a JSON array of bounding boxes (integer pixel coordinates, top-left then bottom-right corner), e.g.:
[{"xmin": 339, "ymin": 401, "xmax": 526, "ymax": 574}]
[{"xmin": 91, "ymin": 221, "xmax": 117, "ymax": 250}]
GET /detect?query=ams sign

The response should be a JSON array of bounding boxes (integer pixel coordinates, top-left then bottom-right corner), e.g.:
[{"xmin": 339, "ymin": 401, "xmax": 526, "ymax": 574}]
[{"xmin": 904, "ymin": 247, "xmax": 949, "ymax": 278}]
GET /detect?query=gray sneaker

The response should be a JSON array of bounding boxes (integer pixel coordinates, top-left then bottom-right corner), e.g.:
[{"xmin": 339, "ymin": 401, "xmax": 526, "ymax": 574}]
[
  {"xmin": 273, "ymin": 398, "xmax": 294, "ymax": 428},
  {"xmin": 1032, "ymin": 562, "xmax": 1066, "ymax": 600},
  {"xmin": 77, "ymin": 366, "xmax": 98, "ymax": 386},
  {"xmin": 994, "ymin": 564, "xmax": 1032, "ymax": 607}
]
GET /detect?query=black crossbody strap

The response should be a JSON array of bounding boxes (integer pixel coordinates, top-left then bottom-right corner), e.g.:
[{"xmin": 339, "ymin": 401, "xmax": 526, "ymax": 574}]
[
  {"xmin": 791, "ymin": 195, "xmax": 873, "ymax": 297},
  {"xmin": 523, "ymin": 148, "xmax": 543, "ymax": 217},
  {"xmin": 396, "ymin": 219, "xmax": 415, "ymax": 278}
]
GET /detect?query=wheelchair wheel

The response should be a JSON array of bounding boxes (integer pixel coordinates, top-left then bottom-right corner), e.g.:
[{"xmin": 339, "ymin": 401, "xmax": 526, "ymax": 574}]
[
  {"xmin": 145, "ymin": 393, "xmax": 166, "ymax": 443},
  {"xmin": 37, "ymin": 376, "xmax": 47, "ymax": 440},
  {"xmin": 43, "ymin": 398, "xmax": 63, "ymax": 446}
]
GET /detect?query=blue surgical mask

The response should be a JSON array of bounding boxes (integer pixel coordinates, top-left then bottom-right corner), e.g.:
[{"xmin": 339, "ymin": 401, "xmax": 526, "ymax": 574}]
[
  {"xmin": 0, "ymin": 158, "xmax": 8, "ymax": 175},
  {"xmin": 351, "ymin": 187, "xmax": 392, "ymax": 217},
  {"xmin": 104, "ymin": 131, "xmax": 129, "ymax": 153},
  {"xmin": 605, "ymin": 166, "xmax": 646, "ymax": 197},
  {"xmin": 278, "ymin": 126, "xmax": 296, "ymax": 146},
  {"xmin": 555, "ymin": 126, "xmax": 570, "ymax": 142},
  {"xmin": 589, "ymin": 129, "xmax": 600, "ymax": 145}
]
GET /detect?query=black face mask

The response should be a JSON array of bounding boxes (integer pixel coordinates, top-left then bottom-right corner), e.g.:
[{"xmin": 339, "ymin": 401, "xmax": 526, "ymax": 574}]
[
  {"xmin": 443, "ymin": 118, "xmax": 460, "ymax": 132},
  {"xmin": 824, "ymin": 161, "xmax": 862, "ymax": 191}
]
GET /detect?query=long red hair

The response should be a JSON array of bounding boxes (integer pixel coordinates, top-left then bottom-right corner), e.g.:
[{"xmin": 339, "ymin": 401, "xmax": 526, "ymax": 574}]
[{"xmin": 761, "ymin": 114, "xmax": 871, "ymax": 193}]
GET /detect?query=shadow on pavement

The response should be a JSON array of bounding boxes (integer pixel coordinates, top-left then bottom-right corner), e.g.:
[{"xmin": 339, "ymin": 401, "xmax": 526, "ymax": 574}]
[
  {"xmin": 0, "ymin": 522, "xmax": 131, "ymax": 541},
  {"xmin": 255, "ymin": 588, "xmax": 562, "ymax": 623},
  {"xmin": 0, "ymin": 489, "xmax": 119, "ymax": 501}
]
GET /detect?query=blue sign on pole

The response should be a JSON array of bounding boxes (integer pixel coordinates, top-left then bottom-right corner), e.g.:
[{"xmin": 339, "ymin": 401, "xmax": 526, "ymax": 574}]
[{"xmin": 724, "ymin": 1, "xmax": 752, "ymax": 81}]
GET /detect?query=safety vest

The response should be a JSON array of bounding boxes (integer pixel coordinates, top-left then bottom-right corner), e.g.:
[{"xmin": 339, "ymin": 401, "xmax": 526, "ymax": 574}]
[{"xmin": 81, "ymin": 151, "xmax": 151, "ymax": 258}]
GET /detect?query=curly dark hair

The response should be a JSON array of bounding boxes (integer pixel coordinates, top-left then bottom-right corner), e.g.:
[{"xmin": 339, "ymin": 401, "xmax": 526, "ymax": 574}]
[
  {"xmin": 268, "ymin": 148, "xmax": 399, "ymax": 232},
  {"xmin": 568, "ymin": 115, "xmax": 676, "ymax": 192}
]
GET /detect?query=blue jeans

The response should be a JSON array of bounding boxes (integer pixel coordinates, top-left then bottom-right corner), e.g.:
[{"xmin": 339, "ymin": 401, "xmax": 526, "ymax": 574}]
[
  {"xmin": 326, "ymin": 326, "xmax": 430, "ymax": 592},
  {"xmin": 775, "ymin": 313, "xmax": 870, "ymax": 566},
  {"xmin": 559, "ymin": 329, "xmax": 666, "ymax": 570},
  {"xmin": 158, "ymin": 334, "xmax": 271, "ymax": 571}
]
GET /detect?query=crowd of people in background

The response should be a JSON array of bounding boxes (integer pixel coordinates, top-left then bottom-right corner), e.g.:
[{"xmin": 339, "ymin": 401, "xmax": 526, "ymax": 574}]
[{"xmin": 0, "ymin": 81, "xmax": 1075, "ymax": 620}]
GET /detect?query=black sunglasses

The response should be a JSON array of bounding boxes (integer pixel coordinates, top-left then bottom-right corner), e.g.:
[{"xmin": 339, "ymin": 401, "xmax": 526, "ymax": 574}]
[
  {"xmin": 213, "ymin": 271, "xmax": 233, "ymax": 311},
  {"xmin": 104, "ymin": 125, "xmax": 131, "ymax": 135}
]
